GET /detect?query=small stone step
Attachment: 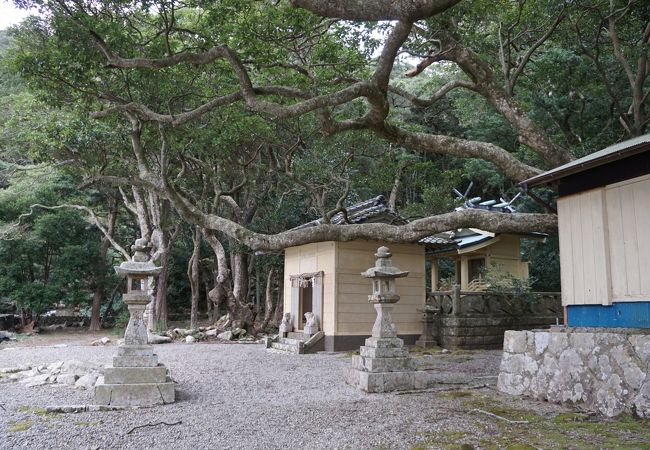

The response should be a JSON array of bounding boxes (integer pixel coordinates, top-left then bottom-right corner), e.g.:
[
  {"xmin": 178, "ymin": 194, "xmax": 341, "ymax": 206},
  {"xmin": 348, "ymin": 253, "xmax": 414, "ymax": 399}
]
[
  {"xmin": 278, "ymin": 337, "xmax": 304, "ymax": 345},
  {"xmin": 287, "ymin": 332, "xmax": 309, "ymax": 341},
  {"xmin": 270, "ymin": 342, "xmax": 301, "ymax": 354}
]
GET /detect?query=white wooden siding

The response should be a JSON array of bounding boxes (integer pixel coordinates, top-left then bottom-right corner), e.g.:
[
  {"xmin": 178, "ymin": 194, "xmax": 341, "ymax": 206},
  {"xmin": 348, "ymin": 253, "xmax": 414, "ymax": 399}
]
[
  {"xmin": 558, "ymin": 189, "xmax": 611, "ymax": 305},
  {"xmin": 606, "ymin": 175, "xmax": 650, "ymax": 301},
  {"xmin": 558, "ymin": 174, "xmax": 650, "ymax": 306}
]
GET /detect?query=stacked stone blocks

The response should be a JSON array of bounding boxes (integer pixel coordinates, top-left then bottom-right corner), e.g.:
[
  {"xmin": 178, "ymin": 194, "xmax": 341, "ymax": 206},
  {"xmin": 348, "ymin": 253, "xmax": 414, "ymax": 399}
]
[
  {"xmin": 345, "ymin": 246, "xmax": 426, "ymax": 393},
  {"xmin": 497, "ymin": 329, "xmax": 650, "ymax": 417},
  {"xmin": 345, "ymin": 336, "xmax": 427, "ymax": 393},
  {"xmin": 94, "ymin": 238, "xmax": 175, "ymax": 407}
]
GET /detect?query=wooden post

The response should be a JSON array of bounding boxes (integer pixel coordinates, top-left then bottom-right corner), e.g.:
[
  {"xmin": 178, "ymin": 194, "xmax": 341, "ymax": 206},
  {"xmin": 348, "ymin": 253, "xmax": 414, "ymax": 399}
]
[
  {"xmin": 430, "ymin": 257, "xmax": 439, "ymax": 292},
  {"xmin": 460, "ymin": 255, "xmax": 469, "ymax": 290}
]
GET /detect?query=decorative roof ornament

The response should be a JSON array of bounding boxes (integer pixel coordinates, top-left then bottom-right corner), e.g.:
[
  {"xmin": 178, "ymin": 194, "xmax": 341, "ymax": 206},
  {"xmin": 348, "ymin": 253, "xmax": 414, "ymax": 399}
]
[{"xmin": 453, "ymin": 182, "xmax": 521, "ymax": 214}]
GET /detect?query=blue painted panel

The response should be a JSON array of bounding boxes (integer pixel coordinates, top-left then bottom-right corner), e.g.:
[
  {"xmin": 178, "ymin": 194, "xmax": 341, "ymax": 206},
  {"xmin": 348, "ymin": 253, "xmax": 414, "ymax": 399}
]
[{"xmin": 567, "ymin": 302, "xmax": 650, "ymax": 328}]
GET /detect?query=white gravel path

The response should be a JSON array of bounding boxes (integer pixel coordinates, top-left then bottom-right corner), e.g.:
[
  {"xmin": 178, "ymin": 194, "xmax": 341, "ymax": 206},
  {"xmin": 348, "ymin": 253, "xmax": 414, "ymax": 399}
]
[{"xmin": 0, "ymin": 342, "xmax": 564, "ymax": 450}]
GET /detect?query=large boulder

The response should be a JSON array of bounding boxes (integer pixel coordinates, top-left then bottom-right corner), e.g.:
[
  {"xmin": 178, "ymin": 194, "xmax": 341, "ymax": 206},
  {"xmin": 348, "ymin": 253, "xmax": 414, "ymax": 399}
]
[
  {"xmin": 214, "ymin": 314, "xmax": 231, "ymax": 331},
  {"xmin": 217, "ymin": 330, "xmax": 234, "ymax": 341},
  {"xmin": 148, "ymin": 332, "xmax": 172, "ymax": 344},
  {"xmin": 75, "ymin": 373, "xmax": 99, "ymax": 390}
]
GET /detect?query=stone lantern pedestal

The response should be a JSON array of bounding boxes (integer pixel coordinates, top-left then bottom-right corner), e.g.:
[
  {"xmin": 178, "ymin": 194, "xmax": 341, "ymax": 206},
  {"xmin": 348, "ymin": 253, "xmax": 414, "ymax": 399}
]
[
  {"xmin": 344, "ymin": 246, "xmax": 426, "ymax": 393},
  {"xmin": 95, "ymin": 239, "xmax": 175, "ymax": 406},
  {"xmin": 415, "ymin": 304, "xmax": 439, "ymax": 348}
]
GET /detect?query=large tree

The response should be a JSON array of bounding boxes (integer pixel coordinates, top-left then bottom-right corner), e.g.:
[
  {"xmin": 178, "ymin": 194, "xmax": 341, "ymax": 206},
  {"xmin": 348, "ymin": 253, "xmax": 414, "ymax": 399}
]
[{"xmin": 7, "ymin": 0, "xmax": 648, "ymax": 254}]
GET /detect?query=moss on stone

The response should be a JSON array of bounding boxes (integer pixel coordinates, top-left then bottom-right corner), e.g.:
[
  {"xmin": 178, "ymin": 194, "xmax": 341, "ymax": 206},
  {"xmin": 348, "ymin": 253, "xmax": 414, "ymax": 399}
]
[
  {"xmin": 18, "ymin": 406, "xmax": 49, "ymax": 416},
  {"xmin": 8, "ymin": 420, "xmax": 33, "ymax": 432},
  {"xmin": 438, "ymin": 390, "xmax": 474, "ymax": 399}
]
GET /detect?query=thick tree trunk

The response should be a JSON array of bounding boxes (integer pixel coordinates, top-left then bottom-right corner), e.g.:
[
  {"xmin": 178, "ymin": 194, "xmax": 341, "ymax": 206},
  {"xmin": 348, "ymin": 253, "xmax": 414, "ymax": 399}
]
[
  {"xmin": 204, "ymin": 280, "xmax": 213, "ymax": 322},
  {"xmin": 272, "ymin": 276, "xmax": 284, "ymax": 326},
  {"xmin": 261, "ymin": 267, "xmax": 276, "ymax": 330},
  {"xmin": 89, "ymin": 197, "xmax": 118, "ymax": 332},
  {"xmin": 152, "ymin": 224, "xmax": 180, "ymax": 330},
  {"xmin": 232, "ymin": 252, "xmax": 248, "ymax": 304},
  {"xmin": 101, "ymin": 279, "xmax": 124, "ymax": 324},
  {"xmin": 201, "ymin": 229, "xmax": 256, "ymax": 330},
  {"xmin": 188, "ymin": 226, "xmax": 201, "ymax": 329}
]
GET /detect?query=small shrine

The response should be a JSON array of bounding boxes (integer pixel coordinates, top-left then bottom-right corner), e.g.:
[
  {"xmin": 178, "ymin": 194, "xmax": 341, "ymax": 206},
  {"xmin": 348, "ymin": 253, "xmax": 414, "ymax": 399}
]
[
  {"xmin": 94, "ymin": 238, "xmax": 175, "ymax": 406},
  {"xmin": 344, "ymin": 246, "xmax": 427, "ymax": 393}
]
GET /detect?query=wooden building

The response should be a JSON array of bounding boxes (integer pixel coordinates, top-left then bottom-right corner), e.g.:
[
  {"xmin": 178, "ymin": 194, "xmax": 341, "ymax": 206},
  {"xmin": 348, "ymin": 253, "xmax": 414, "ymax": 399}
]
[
  {"xmin": 429, "ymin": 228, "xmax": 543, "ymax": 291},
  {"xmin": 283, "ymin": 196, "xmax": 452, "ymax": 351},
  {"xmin": 521, "ymin": 134, "xmax": 650, "ymax": 327}
]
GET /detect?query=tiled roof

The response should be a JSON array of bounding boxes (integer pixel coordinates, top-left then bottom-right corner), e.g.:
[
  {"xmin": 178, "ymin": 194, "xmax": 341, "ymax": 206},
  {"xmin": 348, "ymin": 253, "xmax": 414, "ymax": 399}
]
[
  {"xmin": 291, "ymin": 195, "xmax": 408, "ymax": 230},
  {"xmin": 290, "ymin": 195, "xmax": 455, "ymax": 248},
  {"xmin": 419, "ymin": 235, "xmax": 457, "ymax": 245}
]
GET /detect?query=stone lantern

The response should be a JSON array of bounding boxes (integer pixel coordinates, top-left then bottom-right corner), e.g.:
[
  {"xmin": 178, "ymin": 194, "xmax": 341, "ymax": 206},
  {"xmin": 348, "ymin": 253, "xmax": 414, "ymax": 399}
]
[
  {"xmin": 116, "ymin": 238, "xmax": 161, "ymax": 345},
  {"xmin": 361, "ymin": 246, "xmax": 409, "ymax": 338},
  {"xmin": 94, "ymin": 238, "xmax": 175, "ymax": 406},
  {"xmin": 345, "ymin": 246, "xmax": 426, "ymax": 393}
]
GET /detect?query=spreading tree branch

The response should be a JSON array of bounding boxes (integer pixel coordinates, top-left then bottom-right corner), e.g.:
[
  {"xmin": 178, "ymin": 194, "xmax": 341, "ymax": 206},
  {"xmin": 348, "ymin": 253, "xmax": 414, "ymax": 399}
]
[{"xmin": 17, "ymin": 203, "xmax": 130, "ymax": 259}]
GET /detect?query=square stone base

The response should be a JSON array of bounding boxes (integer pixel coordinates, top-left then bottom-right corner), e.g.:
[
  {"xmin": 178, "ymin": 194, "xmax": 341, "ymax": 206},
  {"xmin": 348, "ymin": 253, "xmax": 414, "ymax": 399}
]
[
  {"xmin": 113, "ymin": 355, "xmax": 158, "ymax": 367},
  {"xmin": 351, "ymin": 355, "xmax": 417, "ymax": 372},
  {"xmin": 94, "ymin": 380, "xmax": 175, "ymax": 406},
  {"xmin": 104, "ymin": 365, "xmax": 167, "ymax": 384},
  {"xmin": 344, "ymin": 367, "xmax": 430, "ymax": 393}
]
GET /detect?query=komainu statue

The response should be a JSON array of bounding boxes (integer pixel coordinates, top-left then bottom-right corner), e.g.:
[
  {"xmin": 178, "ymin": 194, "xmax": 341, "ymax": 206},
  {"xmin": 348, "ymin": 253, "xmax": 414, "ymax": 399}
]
[
  {"xmin": 304, "ymin": 312, "xmax": 319, "ymax": 335},
  {"xmin": 279, "ymin": 313, "xmax": 293, "ymax": 336}
]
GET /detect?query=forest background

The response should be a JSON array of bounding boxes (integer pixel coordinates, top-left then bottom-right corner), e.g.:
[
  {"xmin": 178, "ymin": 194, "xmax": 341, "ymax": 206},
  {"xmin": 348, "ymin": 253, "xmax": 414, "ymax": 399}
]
[{"xmin": 0, "ymin": 0, "xmax": 647, "ymax": 332}]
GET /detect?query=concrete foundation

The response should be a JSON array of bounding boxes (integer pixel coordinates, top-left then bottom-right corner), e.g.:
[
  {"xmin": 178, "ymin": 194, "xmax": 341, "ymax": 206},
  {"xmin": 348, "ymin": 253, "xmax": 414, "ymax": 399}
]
[
  {"xmin": 95, "ymin": 379, "xmax": 175, "ymax": 406},
  {"xmin": 344, "ymin": 337, "xmax": 424, "ymax": 393},
  {"xmin": 95, "ymin": 346, "xmax": 175, "ymax": 407},
  {"xmin": 497, "ymin": 328, "xmax": 650, "ymax": 417}
]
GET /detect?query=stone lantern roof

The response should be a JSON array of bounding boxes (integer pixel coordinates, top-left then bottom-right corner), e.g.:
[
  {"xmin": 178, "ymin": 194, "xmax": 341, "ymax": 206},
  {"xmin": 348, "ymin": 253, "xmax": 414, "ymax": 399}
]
[
  {"xmin": 361, "ymin": 246, "xmax": 409, "ymax": 279},
  {"xmin": 114, "ymin": 238, "xmax": 162, "ymax": 278}
]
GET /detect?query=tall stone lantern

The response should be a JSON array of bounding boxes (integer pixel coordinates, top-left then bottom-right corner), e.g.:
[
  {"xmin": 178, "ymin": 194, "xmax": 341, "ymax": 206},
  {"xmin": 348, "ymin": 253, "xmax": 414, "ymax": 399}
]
[
  {"xmin": 344, "ymin": 246, "xmax": 425, "ymax": 393},
  {"xmin": 117, "ymin": 239, "xmax": 161, "ymax": 345},
  {"xmin": 94, "ymin": 238, "xmax": 175, "ymax": 406},
  {"xmin": 362, "ymin": 246, "xmax": 409, "ymax": 338}
]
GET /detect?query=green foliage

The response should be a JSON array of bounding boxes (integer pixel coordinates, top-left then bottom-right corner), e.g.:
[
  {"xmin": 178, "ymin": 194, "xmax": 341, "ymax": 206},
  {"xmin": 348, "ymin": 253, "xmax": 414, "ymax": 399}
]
[
  {"xmin": 6, "ymin": 0, "xmax": 648, "ymax": 325},
  {"xmin": 482, "ymin": 263, "xmax": 536, "ymax": 298},
  {"xmin": 522, "ymin": 235, "xmax": 561, "ymax": 292}
]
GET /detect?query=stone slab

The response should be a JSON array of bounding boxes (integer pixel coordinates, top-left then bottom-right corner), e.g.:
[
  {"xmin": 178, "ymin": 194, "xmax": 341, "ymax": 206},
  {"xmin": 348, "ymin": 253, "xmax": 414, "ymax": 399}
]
[
  {"xmin": 351, "ymin": 355, "xmax": 417, "ymax": 373},
  {"xmin": 360, "ymin": 346, "xmax": 409, "ymax": 358},
  {"xmin": 117, "ymin": 345, "xmax": 154, "ymax": 357},
  {"xmin": 344, "ymin": 367, "xmax": 422, "ymax": 393},
  {"xmin": 104, "ymin": 366, "xmax": 167, "ymax": 384},
  {"xmin": 94, "ymin": 381, "xmax": 175, "ymax": 406},
  {"xmin": 113, "ymin": 355, "xmax": 158, "ymax": 368},
  {"xmin": 364, "ymin": 337, "xmax": 404, "ymax": 349},
  {"xmin": 270, "ymin": 342, "xmax": 301, "ymax": 354}
]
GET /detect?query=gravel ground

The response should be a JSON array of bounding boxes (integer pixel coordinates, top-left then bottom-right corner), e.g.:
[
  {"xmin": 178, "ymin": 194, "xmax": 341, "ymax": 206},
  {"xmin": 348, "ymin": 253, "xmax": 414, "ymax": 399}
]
[{"xmin": 0, "ymin": 338, "xmax": 574, "ymax": 450}]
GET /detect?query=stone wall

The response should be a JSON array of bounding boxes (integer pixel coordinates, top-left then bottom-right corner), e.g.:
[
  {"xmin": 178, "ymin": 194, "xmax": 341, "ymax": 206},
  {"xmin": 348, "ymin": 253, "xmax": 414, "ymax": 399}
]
[
  {"xmin": 40, "ymin": 316, "xmax": 87, "ymax": 327},
  {"xmin": 427, "ymin": 291, "xmax": 562, "ymax": 350},
  {"xmin": 497, "ymin": 328, "xmax": 650, "ymax": 417},
  {"xmin": 438, "ymin": 316, "xmax": 560, "ymax": 349}
]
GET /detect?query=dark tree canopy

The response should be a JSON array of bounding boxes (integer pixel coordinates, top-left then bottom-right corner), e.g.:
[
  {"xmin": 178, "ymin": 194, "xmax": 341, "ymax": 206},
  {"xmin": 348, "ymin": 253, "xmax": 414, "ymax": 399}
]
[{"xmin": 3, "ymin": 0, "xmax": 649, "ymax": 251}]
